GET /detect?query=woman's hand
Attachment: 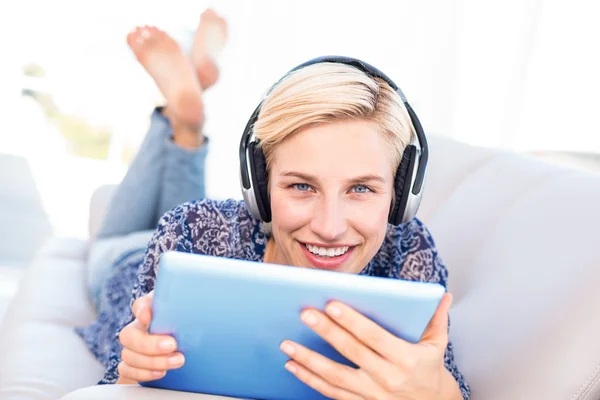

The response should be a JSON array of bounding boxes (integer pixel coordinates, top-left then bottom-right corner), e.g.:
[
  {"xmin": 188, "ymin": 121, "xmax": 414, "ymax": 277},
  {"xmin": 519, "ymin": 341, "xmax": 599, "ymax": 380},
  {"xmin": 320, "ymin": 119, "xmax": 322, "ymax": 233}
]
[
  {"xmin": 279, "ymin": 293, "xmax": 462, "ymax": 400},
  {"xmin": 116, "ymin": 290, "xmax": 186, "ymax": 384}
]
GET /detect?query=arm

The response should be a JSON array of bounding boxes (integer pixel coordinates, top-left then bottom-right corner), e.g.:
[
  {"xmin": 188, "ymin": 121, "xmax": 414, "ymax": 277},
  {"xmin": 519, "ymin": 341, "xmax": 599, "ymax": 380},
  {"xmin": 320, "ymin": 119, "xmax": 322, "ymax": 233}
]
[
  {"xmin": 99, "ymin": 203, "xmax": 196, "ymax": 384},
  {"xmin": 106, "ymin": 199, "xmax": 247, "ymax": 384}
]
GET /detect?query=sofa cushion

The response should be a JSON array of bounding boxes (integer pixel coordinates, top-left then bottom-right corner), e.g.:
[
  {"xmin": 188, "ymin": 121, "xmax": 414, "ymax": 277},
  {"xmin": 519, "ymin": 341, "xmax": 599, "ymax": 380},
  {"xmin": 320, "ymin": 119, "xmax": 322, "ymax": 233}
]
[
  {"xmin": 0, "ymin": 239, "xmax": 105, "ymax": 400},
  {"xmin": 37, "ymin": 236, "xmax": 89, "ymax": 261}
]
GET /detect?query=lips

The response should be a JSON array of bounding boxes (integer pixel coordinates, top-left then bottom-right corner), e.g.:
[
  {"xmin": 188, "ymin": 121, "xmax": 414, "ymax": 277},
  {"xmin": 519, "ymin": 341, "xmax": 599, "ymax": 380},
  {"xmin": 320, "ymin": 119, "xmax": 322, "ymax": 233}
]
[{"xmin": 299, "ymin": 242, "xmax": 355, "ymax": 270}]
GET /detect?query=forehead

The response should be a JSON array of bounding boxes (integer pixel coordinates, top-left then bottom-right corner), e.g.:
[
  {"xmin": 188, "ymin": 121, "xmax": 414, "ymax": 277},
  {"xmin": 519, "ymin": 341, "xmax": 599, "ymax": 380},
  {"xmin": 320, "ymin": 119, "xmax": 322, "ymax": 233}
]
[{"xmin": 271, "ymin": 120, "xmax": 394, "ymax": 180}]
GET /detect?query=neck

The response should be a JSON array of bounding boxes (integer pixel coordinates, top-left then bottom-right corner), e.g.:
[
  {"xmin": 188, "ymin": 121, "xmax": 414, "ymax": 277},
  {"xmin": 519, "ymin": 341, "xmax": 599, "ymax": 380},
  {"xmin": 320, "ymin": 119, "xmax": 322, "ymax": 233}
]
[{"xmin": 263, "ymin": 237, "xmax": 279, "ymax": 264}]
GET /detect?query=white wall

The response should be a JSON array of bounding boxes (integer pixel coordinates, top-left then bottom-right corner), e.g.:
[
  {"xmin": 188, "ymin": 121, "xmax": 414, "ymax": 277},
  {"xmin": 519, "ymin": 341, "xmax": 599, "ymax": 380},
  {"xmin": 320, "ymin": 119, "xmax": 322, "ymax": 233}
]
[{"xmin": 1, "ymin": 0, "xmax": 598, "ymax": 202}]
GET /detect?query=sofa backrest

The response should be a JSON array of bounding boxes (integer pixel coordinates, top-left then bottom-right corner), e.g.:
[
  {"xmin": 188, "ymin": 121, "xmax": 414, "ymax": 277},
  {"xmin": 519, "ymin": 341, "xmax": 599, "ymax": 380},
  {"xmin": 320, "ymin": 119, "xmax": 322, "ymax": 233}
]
[{"xmin": 418, "ymin": 136, "xmax": 600, "ymax": 400}]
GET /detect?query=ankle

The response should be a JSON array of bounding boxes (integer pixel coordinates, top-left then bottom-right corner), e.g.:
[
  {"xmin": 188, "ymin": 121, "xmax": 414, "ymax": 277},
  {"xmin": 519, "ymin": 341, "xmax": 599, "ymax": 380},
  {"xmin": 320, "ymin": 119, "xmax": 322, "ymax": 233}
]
[
  {"xmin": 163, "ymin": 106, "xmax": 205, "ymax": 149},
  {"xmin": 173, "ymin": 128, "xmax": 205, "ymax": 149}
]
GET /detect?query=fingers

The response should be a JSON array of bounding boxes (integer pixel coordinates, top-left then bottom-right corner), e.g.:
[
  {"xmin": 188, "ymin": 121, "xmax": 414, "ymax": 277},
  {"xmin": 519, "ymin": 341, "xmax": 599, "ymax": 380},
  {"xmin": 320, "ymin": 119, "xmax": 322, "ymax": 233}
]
[
  {"xmin": 132, "ymin": 291, "xmax": 154, "ymax": 328},
  {"xmin": 298, "ymin": 309, "xmax": 391, "ymax": 376},
  {"xmin": 419, "ymin": 293, "xmax": 452, "ymax": 349},
  {"xmin": 117, "ymin": 309, "xmax": 183, "ymax": 383},
  {"xmin": 280, "ymin": 340, "xmax": 365, "ymax": 393},
  {"xmin": 280, "ymin": 340, "xmax": 370, "ymax": 400},
  {"xmin": 117, "ymin": 361, "xmax": 166, "ymax": 383},
  {"xmin": 323, "ymin": 302, "xmax": 410, "ymax": 363},
  {"xmin": 284, "ymin": 361, "xmax": 364, "ymax": 400},
  {"xmin": 121, "ymin": 347, "xmax": 185, "ymax": 371},
  {"xmin": 118, "ymin": 319, "xmax": 178, "ymax": 356}
]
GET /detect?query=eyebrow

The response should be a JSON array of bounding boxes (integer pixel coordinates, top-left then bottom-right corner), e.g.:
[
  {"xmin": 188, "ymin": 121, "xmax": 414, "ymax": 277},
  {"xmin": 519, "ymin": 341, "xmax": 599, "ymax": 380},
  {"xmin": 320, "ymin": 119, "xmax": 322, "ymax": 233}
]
[{"xmin": 280, "ymin": 171, "xmax": 387, "ymax": 184}]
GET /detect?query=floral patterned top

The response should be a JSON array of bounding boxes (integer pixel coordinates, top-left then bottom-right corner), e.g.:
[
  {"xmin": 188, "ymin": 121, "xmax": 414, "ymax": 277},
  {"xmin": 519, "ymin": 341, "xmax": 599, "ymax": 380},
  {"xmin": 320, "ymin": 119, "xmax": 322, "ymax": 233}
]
[{"xmin": 76, "ymin": 198, "xmax": 470, "ymax": 399}]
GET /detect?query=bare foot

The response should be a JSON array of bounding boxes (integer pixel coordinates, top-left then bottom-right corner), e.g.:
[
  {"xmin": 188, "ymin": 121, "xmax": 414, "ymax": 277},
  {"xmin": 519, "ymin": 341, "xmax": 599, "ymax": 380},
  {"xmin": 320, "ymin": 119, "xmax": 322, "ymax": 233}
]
[
  {"xmin": 190, "ymin": 9, "xmax": 228, "ymax": 90},
  {"xmin": 127, "ymin": 26, "xmax": 204, "ymax": 130}
]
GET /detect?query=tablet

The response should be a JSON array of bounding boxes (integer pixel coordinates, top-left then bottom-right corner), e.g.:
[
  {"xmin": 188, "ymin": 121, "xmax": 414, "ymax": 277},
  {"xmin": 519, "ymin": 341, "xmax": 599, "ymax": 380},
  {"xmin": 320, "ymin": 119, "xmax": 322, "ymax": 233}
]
[{"xmin": 141, "ymin": 251, "xmax": 445, "ymax": 400}]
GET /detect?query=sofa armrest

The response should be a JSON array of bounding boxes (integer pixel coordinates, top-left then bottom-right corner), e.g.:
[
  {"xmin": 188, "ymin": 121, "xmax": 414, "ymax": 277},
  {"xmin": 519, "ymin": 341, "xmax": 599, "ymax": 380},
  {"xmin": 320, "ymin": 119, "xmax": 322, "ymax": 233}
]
[{"xmin": 59, "ymin": 385, "xmax": 238, "ymax": 400}]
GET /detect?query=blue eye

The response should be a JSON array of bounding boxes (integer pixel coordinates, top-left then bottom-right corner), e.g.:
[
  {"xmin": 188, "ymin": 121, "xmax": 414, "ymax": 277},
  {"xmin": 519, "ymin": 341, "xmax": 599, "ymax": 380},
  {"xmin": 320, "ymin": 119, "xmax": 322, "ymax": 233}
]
[
  {"xmin": 351, "ymin": 185, "xmax": 371, "ymax": 194},
  {"xmin": 293, "ymin": 183, "xmax": 311, "ymax": 192}
]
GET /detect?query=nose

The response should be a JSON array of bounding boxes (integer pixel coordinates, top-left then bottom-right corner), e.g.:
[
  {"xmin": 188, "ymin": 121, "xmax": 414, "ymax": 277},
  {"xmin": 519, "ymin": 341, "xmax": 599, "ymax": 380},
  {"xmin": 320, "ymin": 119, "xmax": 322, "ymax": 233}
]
[{"xmin": 310, "ymin": 196, "xmax": 348, "ymax": 242}]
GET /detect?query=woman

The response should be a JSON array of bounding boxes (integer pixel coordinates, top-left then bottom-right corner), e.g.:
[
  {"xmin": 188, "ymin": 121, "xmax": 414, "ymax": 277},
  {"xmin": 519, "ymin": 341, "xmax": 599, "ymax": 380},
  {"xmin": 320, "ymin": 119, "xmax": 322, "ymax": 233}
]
[{"xmin": 102, "ymin": 56, "xmax": 471, "ymax": 399}]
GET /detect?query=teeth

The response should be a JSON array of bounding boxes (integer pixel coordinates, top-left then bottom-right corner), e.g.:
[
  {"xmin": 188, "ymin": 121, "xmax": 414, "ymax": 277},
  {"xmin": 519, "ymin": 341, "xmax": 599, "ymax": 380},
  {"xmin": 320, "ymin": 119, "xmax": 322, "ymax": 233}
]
[{"xmin": 306, "ymin": 244, "xmax": 350, "ymax": 258}]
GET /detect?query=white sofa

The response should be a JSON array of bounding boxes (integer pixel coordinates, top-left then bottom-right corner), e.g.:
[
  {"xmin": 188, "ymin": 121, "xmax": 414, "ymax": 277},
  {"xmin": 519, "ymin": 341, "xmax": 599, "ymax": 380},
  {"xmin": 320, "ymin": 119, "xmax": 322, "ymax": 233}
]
[{"xmin": 1, "ymin": 136, "xmax": 600, "ymax": 400}]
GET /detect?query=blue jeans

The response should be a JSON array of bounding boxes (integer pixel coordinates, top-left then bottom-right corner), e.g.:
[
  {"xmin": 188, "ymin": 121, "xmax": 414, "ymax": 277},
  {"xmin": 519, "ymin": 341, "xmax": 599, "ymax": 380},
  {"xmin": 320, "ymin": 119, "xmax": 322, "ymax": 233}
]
[{"xmin": 97, "ymin": 108, "xmax": 208, "ymax": 238}]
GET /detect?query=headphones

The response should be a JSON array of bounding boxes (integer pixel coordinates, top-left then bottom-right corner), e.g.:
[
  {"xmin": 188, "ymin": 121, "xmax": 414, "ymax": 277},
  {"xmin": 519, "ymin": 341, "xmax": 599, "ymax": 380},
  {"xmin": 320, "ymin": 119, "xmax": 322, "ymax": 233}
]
[{"xmin": 239, "ymin": 56, "xmax": 429, "ymax": 226}]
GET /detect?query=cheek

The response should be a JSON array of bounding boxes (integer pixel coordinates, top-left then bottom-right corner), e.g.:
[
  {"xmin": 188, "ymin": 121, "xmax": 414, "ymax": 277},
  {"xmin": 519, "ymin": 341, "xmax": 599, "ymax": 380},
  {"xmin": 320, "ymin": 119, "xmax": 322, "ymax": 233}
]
[
  {"xmin": 351, "ymin": 198, "xmax": 391, "ymax": 244},
  {"xmin": 360, "ymin": 195, "xmax": 391, "ymax": 224},
  {"xmin": 269, "ymin": 191, "xmax": 309, "ymax": 233},
  {"xmin": 366, "ymin": 210, "xmax": 389, "ymax": 238}
]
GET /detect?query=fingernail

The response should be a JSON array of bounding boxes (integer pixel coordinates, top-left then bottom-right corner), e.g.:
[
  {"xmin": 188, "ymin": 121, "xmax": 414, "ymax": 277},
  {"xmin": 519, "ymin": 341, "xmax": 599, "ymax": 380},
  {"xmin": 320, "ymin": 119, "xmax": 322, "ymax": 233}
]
[
  {"xmin": 326, "ymin": 304, "xmax": 341, "ymax": 318},
  {"xmin": 285, "ymin": 362, "xmax": 297, "ymax": 374},
  {"xmin": 301, "ymin": 311, "xmax": 318, "ymax": 326},
  {"xmin": 279, "ymin": 341, "xmax": 295, "ymax": 356},
  {"xmin": 158, "ymin": 339, "xmax": 176, "ymax": 350},
  {"xmin": 152, "ymin": 370, "xmax": 166, "ymax": 378},
  {"xmin": 168, "ymin": 354, "xmax": 185, "ymax": 366}
]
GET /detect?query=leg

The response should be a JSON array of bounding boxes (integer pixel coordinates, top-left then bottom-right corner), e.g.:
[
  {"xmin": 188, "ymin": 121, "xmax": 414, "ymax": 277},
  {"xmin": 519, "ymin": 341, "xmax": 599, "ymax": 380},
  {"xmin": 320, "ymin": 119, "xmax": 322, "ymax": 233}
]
[
  {"xmin": 191, "ymin": 9, "xmax": 228, "ymax": 91},
  {"xmin": 128, "ymin": 26, "xmax": 205, "ymax": 129},
  {"xmin": 158, "ymin": 10, "xmax": 228, "ymax": 215},
  {"xmin": 96, "ymin": 108, "xmax": 173, "ymax": 238},
  {"xmin": 97, "ymin": 28, "xmax": 204, "ymax": 238},
  {"xmin": 158, "ymin": 115, "xmax": 209, "ymax": 218},
  {"xmin": 79, "ymin": 12, "xmax": 230, "ymax": 385},
  {"xmin": 97, "ymin": 16, "xmax": 227, "ymax": 238}
]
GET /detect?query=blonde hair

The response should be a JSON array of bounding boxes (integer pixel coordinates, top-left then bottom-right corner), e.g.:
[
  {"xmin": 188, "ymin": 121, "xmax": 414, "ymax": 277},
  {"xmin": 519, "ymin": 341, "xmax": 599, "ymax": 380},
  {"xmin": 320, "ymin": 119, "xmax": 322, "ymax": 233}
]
[{"xmin": 253, "ymin": 63, "xmax": 415, "ymax": 173}]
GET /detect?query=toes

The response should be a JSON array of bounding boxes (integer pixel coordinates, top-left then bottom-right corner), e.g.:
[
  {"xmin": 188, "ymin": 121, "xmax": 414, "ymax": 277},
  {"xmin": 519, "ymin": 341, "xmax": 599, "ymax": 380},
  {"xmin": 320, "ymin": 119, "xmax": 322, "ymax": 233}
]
[
  {"xmin": 201, "ymin": 8, "xmax": 218, "ymax": 20},
  {"xmin": 126, "ymin": 28, "xmax": 142, "ymax": 48},
  {"xmin": 127, "ymin": 25, "xmax": 163, "ymax": 50}
]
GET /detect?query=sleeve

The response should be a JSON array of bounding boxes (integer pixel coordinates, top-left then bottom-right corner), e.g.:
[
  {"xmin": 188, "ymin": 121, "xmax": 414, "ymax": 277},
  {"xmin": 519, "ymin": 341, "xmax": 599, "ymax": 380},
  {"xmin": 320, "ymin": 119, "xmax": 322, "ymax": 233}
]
[
  {"xmin": 98, "ymin": 203, "xmax": 195, "ymax": 384},
  {"xmin": 400, "ymin": 219, "xmax": 471, "ymax": 399}
]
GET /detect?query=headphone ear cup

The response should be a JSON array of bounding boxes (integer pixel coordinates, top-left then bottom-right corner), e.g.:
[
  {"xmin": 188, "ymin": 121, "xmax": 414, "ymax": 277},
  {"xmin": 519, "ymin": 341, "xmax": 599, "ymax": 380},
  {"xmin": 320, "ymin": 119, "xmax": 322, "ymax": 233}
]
[
  {"xmin": 248, "ymin": 142, "xmax": 272, "ymax": 222},
  {"xmin": 389, "ymin": 145, "xmax": 417, "ymax": 225}
]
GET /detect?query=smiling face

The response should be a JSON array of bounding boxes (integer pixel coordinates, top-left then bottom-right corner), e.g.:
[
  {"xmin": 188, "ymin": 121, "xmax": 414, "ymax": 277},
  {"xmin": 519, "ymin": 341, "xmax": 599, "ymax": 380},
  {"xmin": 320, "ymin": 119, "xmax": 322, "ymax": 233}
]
[{"xmin": 268, "ymin": 119, "xmax": 394, "ymax": 274}]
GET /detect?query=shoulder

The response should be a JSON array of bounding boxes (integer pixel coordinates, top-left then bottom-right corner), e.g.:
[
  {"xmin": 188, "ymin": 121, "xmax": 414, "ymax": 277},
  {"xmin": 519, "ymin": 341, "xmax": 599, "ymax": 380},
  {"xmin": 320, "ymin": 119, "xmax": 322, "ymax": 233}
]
[
  {"xmin": 368, "ymin": 218, "xmax": 448, "ymax": 286},
  {"xmin": 369, "ymin": 218, "xmax": 434, "ymax": 265},
  {"xmin": 158, "ymin": 198, "xmax": 265, "ymax": 259},
  {"xmin": 157, "ymin": 198, "xmax": 252, "ymax": 230},
  {"xmin": 391, "ymin": 218, "xmax": 438, "ymax": 251}
]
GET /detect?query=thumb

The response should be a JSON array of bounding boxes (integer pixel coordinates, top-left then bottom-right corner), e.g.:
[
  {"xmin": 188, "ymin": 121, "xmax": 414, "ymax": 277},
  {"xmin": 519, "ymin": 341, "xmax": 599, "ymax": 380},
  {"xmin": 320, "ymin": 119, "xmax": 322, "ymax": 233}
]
[
  {"xmin": 132, "ymin": 290, "xmax": 154, "ymax": 328},
  {"xmin": 420, "ymin": 292, "xmax": 452, "ymax": 349}
]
